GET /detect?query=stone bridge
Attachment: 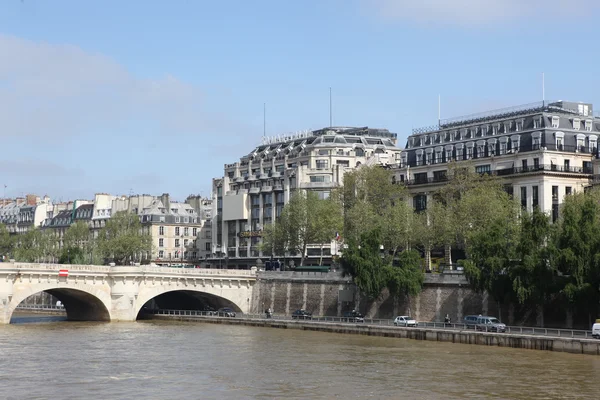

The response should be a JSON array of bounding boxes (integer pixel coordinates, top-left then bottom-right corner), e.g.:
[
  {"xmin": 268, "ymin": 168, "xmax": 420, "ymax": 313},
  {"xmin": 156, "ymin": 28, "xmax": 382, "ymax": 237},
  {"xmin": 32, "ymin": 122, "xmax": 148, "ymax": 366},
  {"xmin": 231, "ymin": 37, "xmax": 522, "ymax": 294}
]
[{"xmin": 0, "ymin": 262, "xmax": 256, "ymax": 324}]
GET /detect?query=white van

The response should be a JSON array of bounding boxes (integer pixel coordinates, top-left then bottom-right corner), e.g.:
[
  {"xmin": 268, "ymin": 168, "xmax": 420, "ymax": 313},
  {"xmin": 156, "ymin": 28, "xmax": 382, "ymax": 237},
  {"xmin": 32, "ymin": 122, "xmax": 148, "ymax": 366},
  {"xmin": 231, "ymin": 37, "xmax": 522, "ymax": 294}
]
[{"xmin": 592, "ymin": 319, "xmax": 600, "ymax": 339}]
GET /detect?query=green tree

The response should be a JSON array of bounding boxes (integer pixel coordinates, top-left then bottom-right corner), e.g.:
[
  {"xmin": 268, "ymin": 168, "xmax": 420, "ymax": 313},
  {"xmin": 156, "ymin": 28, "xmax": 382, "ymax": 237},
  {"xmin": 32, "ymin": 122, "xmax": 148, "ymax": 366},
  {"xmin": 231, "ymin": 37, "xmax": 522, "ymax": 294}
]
[
  {"xmin": 334, "ymin": 165, "xmax": 405, "ymax": 243},
  {"xmin": 341, "ymin": 228, "xmax": 389, "ymax": 299},
  {"xmin": 511, "ymin": 208, "xmax": 557, "ymax": 327},
  {"xmin": 97, "ymin": 211, "xmax": 152, "ymax": 265},
  {"xmin": 262, "ymin": 191, "xmax": 342, "ymax": 267},
  {"xmin": 386, "ymin": 249, "xmax": 424, "ymax": 315},
  {"xmin": 0, "ymin": 223, "xmax": 14, "ymax": 259},
  {"xmin": 62, "ymin": 221, "xmax": 96, "ymax": 264},
  {"xmin": 462, "ymin": 215, "xmax": 519, "ymax": 317},
  {"xmin": 554, "ymin": 189, "xmax": 600, "ymax": 324}
]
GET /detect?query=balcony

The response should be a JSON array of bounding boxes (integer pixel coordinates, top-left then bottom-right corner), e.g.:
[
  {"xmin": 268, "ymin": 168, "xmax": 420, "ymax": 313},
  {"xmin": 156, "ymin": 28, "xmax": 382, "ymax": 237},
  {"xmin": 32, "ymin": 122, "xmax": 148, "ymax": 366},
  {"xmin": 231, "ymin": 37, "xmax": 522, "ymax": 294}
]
[
  {"xmin": 273, "ymin": 184, "xmax": 284, "ymax": 191},
  {"xmin": 234, "ymin": 177, "xmax": 244, "ymax": 183},
  {"xmin": 261, "ymin": 186, "xmax": 273, "ymax": 193},
  {"xmin": 269, "ymin": 171, "xmax": 281, "ymax": 178},
  {"xmin": 406, "ymin": 164, "xmax": 592, "ymax": 186},
  {"xmin": 249, "ymin": 187, "xmax": 261, "ymax": 194},
  {"xmin": 259, "ymin": 173, "xmax": 269, "ymax": 180},
  {"xmin": 401, "ymin": 143, "xmax": 598, "ymax": 169},
  {"xmin": 299, "ymin": 181, "xmax": 336, "ymax": 189}
]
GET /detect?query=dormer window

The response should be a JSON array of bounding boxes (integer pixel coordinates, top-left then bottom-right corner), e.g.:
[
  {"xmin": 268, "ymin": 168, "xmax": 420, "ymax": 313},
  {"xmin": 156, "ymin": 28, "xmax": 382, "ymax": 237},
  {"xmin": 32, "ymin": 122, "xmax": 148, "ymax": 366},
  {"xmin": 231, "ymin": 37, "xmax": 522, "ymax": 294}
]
[
  {"xmin": 488, "ymin": 138, "xmax": 497, "ymax": 156},
  {"xmin": 576, "ymin": 134, "xmax": 586, "ymax": 151},
  {"xmin": 532, "ymin": 132, "xmax": 542, "ymax": 149},
  {"xmin": 416, "ymin": 150, "xmax": 424, "ymax": 166},
  {"xmin": 516, "ymin": 120, "xmax": 523, "ymax": 132},
  {"xmin": 585, "ymin": 120, "xmax": 592, "ymax": 132},
  {"xmin": 499, "ymin": 137, "xmax": 508, "ymax": 155},
  {"xmin": 551, "ymin": 116, "xmax": 560, "ymax": 129},
  {"xmin": 533, "ymin": 118, "xmax": 541, "ymax": 129},
  {"xmin": 455, "ymin": 143, "xmax": 464, "ymax": 161},
  {"xmin": 466, "ymin": 142, "xmax": 474, "ymax": 159},
  {"xmin": 425, "ymin": 148, "xmax": 433, "ymax": 165},
  {"xmin": 573, "ymin": 118, "xmax": 581, "ymax": 130},
  {"xmin": 476, "ymin": 140, "xmax": 486, "ymax": 158},
  {"xmin": 464, "ymin": 129, "xmax": 470, "ymax": 139},
  {"xmin": 511, "ymin": 135, "xmax": 521, "ymax": 153},
  {"xmin": 434, "ymin": 147, "xmax": 442, "ymax": 164},
  {"xmin": 554, "ymin": 132, "xmax": 564, "ymax": 151},
  {"xmin": 493, "ymin": 124, "xmax": 499, "ymax": 135},
  {"xmin": 445, "ymin": 145, "xmax": 453, "ymax": 162},
  {"xmin": 455, "ymin": 130, "xmax": 461, "ymax": 140}
]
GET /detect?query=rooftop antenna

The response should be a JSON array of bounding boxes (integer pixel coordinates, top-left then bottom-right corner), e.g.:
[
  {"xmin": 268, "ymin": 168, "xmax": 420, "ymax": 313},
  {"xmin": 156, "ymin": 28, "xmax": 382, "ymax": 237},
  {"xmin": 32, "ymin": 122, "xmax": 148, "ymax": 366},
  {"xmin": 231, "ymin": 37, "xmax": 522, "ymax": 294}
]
[
  {"xmin": 438, "ymin": 94, "xmax": 441, "ymax": 127},
  {"xmin": 542, "ymin": 72, "xmax": 545, "ymax": 105},
  {"xmin": 329, "ymin": 87, "xmax": 333, "ymax": 127}
]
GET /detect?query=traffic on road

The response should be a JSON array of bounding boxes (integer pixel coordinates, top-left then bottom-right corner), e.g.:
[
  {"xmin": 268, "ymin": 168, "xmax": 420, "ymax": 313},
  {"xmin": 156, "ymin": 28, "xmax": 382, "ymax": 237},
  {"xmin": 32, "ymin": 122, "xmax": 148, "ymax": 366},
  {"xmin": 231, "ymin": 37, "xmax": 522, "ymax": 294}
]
[{"xmin": 147, "ymin": 308, "xmax": 598, "ymax": 340}]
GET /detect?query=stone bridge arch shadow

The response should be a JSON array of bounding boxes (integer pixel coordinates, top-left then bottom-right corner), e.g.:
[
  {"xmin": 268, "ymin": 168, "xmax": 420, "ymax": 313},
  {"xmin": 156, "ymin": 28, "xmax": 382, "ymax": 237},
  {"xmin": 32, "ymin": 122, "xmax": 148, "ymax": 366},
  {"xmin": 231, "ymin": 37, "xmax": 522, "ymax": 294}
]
[
  {"xmin": 134, "ymin": 288, "xmax": 247, "ymax": 320},
  {"xmin": 8, "ymin": 286, "xmax": 112, "ymax": 324}
]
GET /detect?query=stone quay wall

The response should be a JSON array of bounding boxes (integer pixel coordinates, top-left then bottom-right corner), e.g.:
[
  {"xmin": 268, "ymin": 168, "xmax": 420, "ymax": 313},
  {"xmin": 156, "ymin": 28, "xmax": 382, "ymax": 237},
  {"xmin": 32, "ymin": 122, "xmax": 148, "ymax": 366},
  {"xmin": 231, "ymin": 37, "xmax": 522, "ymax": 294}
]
[
  {"xmin": 252, "ymin": 271, "xmax": 492, "ymax": 323},
  {"xmin": 151, "ymin": 315, "xmax": 600, "ymax": 356}
]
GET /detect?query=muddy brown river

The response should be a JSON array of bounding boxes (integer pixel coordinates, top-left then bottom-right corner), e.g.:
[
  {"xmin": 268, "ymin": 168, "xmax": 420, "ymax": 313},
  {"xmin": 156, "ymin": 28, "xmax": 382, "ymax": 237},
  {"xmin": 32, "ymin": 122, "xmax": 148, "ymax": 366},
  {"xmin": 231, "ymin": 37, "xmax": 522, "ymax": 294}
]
[{"xmin": 1, "ymin": 315, "xmax": 599, "ymax": 399}]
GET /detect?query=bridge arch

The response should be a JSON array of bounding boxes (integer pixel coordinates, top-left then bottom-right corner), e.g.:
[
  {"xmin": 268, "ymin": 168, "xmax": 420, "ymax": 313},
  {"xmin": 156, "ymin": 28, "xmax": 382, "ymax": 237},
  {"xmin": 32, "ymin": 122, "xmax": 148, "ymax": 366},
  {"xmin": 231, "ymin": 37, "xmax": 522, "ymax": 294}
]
[
  {"xmin": 7, "ymin": 284, "xmax": 112, "ymax": 323},
  {"xmin": 134, "ymin": 286, "xmax": 248, "ymax": 319}
]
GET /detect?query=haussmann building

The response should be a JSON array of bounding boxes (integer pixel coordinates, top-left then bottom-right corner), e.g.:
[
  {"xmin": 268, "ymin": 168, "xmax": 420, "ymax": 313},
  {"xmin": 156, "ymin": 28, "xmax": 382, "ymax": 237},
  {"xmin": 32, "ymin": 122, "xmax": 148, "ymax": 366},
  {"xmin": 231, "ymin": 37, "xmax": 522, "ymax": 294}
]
[{"xmin": 208, "ymin": 126, "xmax": 402, "ymax": 269}]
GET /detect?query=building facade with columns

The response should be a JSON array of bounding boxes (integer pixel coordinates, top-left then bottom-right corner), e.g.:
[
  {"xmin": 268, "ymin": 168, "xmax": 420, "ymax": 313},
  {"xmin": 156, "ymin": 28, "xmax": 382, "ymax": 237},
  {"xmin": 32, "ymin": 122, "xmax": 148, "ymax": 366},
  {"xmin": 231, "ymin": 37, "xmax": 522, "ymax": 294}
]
[{"xmin": 209, "ymin": 126, "xmax": 401, "ymax": 269}]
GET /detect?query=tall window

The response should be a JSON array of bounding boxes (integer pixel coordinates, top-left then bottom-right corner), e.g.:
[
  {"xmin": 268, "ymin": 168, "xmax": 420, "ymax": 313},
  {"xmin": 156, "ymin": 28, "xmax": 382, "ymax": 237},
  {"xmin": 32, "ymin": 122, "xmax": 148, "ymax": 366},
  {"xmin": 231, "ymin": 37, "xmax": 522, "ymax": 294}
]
[
  {"xmin": 475, "ymin": 165, "xmax": 491, "ymax": 174},
  {"xmin": 566, "ymin": 186, "xmax": 572, "ymax": 196},
  {"xmin": 159, "ymin": 238, "xmax": 164, "ymax": 247},
  {"xmin": 158, "ymin": 250, "xmax": 164, "ymax": 258},
  {"xmin": 414, "ymin": 194, "xmax": 427, "ymax": 212},
  {"xmin": 175, "ymin": 239, "xmax": 180, "ymax": 247},
  {"xmin": 175, "ymin": 227, "xmax": 180, "ymax": 236},
  {"xmin": 159, "ymin": 226, "xmax": 164, "ymax": 235},
  {"xmin": 316, "ymin": 160, "xmax": 329, "ymax": 169},
  {"xmin": 521, "ymin": 187, "xmax": 527, "ymax": 209},
  {"xmin": 532, "ymin": 186, "xmax": 539, "ymax": 208},
  {"xmin": 193, "ymin": 228, "xmax": 197, "ymax": 236},
  {"xmin": 552, "ymin": 186, "xmax": 559, "ymax": 201},
  {"xmin": 184, "ymin": 227, "xmax": 189, "ymax": 236}
]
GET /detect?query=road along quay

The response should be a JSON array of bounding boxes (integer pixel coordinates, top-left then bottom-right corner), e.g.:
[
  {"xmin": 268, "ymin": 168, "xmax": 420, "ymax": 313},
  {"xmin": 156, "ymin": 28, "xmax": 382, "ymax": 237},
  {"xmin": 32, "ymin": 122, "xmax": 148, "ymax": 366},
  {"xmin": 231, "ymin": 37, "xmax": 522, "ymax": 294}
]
[{"xmin": 146, "ymin": 311, "xmax": 600, "ymax": 356}]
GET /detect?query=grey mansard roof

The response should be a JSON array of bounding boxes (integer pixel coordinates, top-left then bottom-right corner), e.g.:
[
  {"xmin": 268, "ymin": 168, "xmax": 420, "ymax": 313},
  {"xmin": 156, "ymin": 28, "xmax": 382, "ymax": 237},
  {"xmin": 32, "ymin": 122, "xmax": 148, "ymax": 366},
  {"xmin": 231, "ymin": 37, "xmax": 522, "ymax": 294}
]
[
  {"xmin": 400, "ymin": 101, "xmax": 600, "ymax": 166},
  {"xmin": 241, "ymin": 126, "xmax": 399, "ymax": 161}
]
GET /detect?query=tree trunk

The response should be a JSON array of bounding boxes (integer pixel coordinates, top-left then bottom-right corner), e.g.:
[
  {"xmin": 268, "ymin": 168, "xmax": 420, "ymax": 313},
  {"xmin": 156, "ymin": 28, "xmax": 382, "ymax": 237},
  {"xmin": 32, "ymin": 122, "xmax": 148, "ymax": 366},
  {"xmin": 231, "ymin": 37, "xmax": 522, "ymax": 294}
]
[
  {"xmin": 424, "ymin": 245, "xmax": 432, "ymax": 272},
  {"xmin": 299, "ymin": 243, "xmax": 307, "ymax": 268},
  {"xmin": 318, "ymin": 245, "xmax": 323, "ymax": 266},
  {"xmin": 536, "ymin": 304, "xmax": 544, "ymax": 328},
  {"xmin": 444, "ymin": 243, "xmax": 452, "ymax": 270}
]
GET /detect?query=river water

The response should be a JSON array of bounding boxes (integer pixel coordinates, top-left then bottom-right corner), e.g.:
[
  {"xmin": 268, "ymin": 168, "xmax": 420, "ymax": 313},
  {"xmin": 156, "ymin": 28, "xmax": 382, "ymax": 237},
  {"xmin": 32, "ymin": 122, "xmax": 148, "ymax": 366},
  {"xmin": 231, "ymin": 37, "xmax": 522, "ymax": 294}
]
[{"xmin": 2, "ymin": 315, "xmax": 600, "ymax": 399}]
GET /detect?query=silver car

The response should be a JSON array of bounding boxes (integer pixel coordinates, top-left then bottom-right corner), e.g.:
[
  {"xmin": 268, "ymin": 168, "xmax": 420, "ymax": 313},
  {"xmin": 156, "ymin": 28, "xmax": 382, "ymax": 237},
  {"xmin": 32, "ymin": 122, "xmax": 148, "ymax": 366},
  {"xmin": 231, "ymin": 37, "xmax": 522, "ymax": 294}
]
[
  {"xmin": 394, "ymin": 316, "xmax": 418, "ymax": 327},
  {"xmin": 475, "ymin": 316, "xmax": 506, "ymax": 332}
]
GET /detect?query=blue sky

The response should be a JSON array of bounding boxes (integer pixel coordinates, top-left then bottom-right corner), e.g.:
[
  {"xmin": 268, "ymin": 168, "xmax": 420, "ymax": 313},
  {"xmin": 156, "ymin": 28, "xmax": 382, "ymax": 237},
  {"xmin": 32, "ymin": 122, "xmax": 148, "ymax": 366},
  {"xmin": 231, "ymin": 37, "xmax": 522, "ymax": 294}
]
[{"xmin": 1, "ymin": 0, "xmax": 599, "ymax": 201}]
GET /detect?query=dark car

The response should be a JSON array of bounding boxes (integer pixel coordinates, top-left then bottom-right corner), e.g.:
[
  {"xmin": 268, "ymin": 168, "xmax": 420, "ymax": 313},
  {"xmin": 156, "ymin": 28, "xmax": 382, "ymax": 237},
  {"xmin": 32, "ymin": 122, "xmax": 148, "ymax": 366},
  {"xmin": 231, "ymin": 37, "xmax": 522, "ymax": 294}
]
[
  {"xmin": 216, "ymin": 307, "xmax": 236, "ymax": 317},
  {"xmin": 292, "ymin": 309, "xmax": 312, "ymax": 320},
  {"xmin": 342, "ymin": 311, "xmax": 365, "ymax": 323}
]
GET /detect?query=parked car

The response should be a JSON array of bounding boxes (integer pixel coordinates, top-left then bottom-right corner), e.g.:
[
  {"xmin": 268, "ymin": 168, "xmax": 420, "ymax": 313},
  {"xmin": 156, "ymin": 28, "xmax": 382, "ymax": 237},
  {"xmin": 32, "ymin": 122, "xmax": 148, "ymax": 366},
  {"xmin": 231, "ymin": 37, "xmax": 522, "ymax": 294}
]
[
  {"xmin": 475, "ymin": 316, "xmax": 506, "ymax": 332},
  {"xmin": 394, "ymin": 316, "xmax": 418, "ymax": 327},
  {"xmin": 216, "ymin": 307, "xmax": 236, "ymax": 317},
  {"xmin": 342, "ymin": 311, "xmax": 365, "ymax": 323},
  {"xmin": 593, "ymin": 319, "xmax": 600, "ymax": 339},
  {"xmin": 292, "ymin": 309, "xmax": 312, "ymax": 320},
  {"xmin": 464, "ymin": 315, "xmax": 480, "ymax": 328}
]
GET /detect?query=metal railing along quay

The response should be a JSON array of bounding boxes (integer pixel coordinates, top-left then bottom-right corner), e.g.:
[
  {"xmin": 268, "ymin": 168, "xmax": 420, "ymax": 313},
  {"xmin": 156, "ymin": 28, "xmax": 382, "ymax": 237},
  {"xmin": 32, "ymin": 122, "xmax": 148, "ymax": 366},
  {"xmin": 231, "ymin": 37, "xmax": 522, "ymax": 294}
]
[{"xmin": 147, "ymin": 309, "xmax": 596, "ymax": 340}]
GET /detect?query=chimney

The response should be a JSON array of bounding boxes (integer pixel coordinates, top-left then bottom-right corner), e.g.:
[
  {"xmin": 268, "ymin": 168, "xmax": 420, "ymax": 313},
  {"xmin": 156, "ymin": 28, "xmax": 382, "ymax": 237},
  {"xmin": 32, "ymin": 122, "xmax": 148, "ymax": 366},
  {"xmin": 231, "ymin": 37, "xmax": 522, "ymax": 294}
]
[
  {"xmin": 160, "ymin": 193, "xmax": 170, "ymax": 212},
  {"xmin": 26, "ymin": 194, "xmax": 37, "ymax": 206}
]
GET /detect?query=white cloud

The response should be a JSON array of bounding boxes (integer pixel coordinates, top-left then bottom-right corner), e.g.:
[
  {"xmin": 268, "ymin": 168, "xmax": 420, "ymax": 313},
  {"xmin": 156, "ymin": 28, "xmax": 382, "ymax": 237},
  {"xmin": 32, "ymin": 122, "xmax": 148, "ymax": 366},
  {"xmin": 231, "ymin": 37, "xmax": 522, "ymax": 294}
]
[
  {"xmin": 0, "ymin": 34, "xmax": 235, "ymax": 139},
  {"xmin": 364, "ymin": 0, "xmax": 599, "ymax": 26}
]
